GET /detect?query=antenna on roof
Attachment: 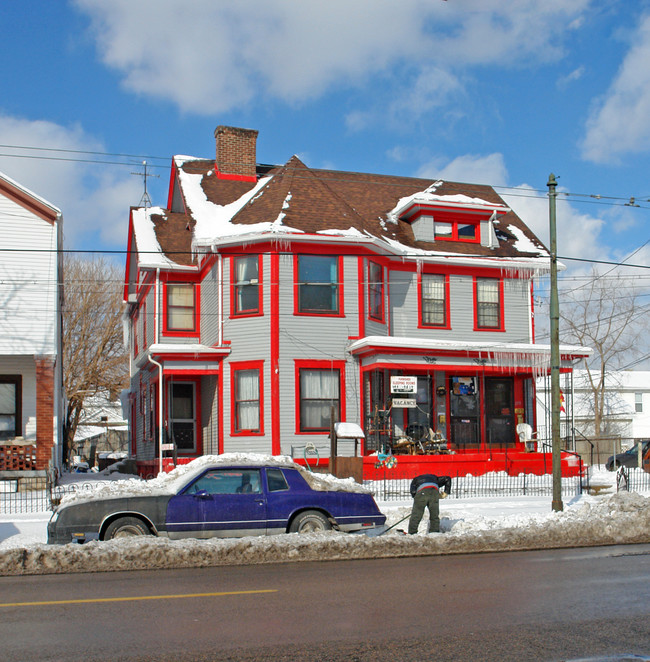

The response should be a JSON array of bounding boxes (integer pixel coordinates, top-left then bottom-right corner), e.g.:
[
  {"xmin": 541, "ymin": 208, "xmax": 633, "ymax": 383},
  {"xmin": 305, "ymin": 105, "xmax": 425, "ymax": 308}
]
[{"xmin": 131, "ymin": 160, "xmax": 159, "ymax": 208}]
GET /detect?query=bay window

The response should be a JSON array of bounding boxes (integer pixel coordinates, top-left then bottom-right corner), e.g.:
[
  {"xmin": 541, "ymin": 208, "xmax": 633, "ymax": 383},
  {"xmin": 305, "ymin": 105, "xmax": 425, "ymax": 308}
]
[
  {"xmin": 298, "ymin": 365, "xmax": 342, "ymax": 432},
  {"xmin": 232, "ymin": 364, "xmax": 263, "ymax": 434},
  {"xmin": 296, "ymin": 255, "xmax": 341, "ymax": 315},
  {"xmin": 233, "ymin": 255, "xmax": 260, "ymax": 316},
  {"xmin": 166, "ymin": 283, "xmax": 196, "ymax": 332}
]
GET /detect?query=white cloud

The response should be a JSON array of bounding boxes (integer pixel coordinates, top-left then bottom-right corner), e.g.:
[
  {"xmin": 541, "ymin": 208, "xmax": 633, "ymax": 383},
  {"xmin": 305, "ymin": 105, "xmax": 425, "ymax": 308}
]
[
  {"xmin": 582, "ymin": 13, "xmax": 650, "ymax": 163},
  {"xmin": 417, "ymin": 152, "xmax": 508, "ymax": 187},
  {"xmin": 0, "ymin": 115, "xmax": 143, "ymax": 249},
  {"xmin": 556, "ymin": 65, "xmax": 585, "ymax": 89},
  {"xmin": 74, "ymin": 0, "xmax": 592, "ymax": 115}
]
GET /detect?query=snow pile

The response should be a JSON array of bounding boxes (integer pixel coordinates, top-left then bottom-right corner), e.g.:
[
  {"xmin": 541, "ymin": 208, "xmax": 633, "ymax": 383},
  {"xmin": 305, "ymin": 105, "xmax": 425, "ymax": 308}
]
[
  {"xmin": 0, "ymin": 490, "xmax": 648, "ymax": 577},
  {"xmin": 58, "ymin": 453, "xmax": 369, "ymax": 507}
]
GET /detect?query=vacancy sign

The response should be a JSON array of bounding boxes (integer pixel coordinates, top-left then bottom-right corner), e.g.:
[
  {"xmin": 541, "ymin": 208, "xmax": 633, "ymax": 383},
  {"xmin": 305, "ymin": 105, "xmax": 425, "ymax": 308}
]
[{"xmin": 390, "ymin": 376, "xmax": 417, "ymax": 394}]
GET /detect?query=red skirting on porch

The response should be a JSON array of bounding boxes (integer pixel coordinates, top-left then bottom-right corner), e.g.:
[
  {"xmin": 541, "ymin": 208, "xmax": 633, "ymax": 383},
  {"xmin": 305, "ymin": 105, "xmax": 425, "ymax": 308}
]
[{"xmin": 363, "ymin": 450, "xmax": 583, "ymax": 482}]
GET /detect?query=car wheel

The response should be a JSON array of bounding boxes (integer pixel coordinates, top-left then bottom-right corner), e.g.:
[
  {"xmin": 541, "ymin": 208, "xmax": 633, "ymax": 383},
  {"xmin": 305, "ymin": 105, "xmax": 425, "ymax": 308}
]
[
  {"xmin": 104, "ymin": 517, "xmax": 151, "ymax": 540},
  {"xmin": 289, "ymin": 510, "xmax": 332, "ymax": 534}
]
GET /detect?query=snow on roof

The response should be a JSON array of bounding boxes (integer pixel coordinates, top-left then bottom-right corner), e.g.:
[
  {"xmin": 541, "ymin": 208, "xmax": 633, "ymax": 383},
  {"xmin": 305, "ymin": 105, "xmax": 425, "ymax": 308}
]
[
  {"xmin": 0, "ymin": 169, "xmax": 61, "ymax": 215},
  {"xmin": 508, "ymin": 224, "xmax": 546, "ymax": 255},
  {"xmin": 57, "ymin": 453, "xmax": 370, "ymax": 507},
  {"xmin": 349, "ymin": 335, "xmax": 591, "ymax": 358},
  {"xmin": 131, "ymin": 206, "xmax": 182, "ymax": 269},
  {"xmin": 388, "ymin": 182, "xmax": 509, "ymax": 224}
]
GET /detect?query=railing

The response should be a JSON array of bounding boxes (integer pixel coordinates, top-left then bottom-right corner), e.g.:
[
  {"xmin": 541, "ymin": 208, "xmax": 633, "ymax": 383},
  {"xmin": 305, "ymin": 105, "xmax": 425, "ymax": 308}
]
[
  {"xmin": 615, "ymin": 467, "xmax": 650, "ymax": 493},
  {"xmin": 366, "ymin": 471, "xmax": 587, "ymax": 501}
]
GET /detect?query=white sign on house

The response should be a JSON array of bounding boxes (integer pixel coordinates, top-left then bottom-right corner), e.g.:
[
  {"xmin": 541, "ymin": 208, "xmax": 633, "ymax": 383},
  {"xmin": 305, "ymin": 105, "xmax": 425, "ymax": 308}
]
[
  {"xmin": 390, "ymin": 376, "xmax": 417, "ymax": 394},
  {"xmin": 392, "ymin": 398, "xmax": 417, "ymax": 408}
]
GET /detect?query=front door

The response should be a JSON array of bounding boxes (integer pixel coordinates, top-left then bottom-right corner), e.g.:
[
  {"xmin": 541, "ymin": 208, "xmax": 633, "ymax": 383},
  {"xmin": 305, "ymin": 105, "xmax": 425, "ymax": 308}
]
[{"xmin": 485, "ymin": 377, "xmax": 515, "ymax": 447}]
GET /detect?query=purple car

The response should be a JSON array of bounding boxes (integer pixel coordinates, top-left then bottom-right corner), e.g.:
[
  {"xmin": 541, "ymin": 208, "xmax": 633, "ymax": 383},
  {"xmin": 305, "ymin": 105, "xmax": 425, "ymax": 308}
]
[{"xmin": 47, "ymin": 456, "xmax": 386, "ymax": 544}]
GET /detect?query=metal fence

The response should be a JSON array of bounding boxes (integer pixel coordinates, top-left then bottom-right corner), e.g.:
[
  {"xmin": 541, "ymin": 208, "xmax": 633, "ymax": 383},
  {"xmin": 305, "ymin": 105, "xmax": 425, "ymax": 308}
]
[
  {"xmin": 615, "ymin": 467, "xmax": 650, "ymax": 493},
  {"xmin": 365, "ymin": 471, "xmax": 588, "ymax": 501},
  {"xmin": 0, "ymin": 477, "xmax": 98, "ymax": 515}
]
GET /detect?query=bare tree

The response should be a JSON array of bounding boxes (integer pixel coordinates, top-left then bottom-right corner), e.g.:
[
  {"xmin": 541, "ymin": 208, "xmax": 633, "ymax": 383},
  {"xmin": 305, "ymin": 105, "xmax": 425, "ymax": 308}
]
[
  {"xmin": 560, "ymin": 268, "xmax": 647, "ymax": 437},
  {"xmin": 62, "ymin": 256, "xmax": 129, "ymax": 461}
]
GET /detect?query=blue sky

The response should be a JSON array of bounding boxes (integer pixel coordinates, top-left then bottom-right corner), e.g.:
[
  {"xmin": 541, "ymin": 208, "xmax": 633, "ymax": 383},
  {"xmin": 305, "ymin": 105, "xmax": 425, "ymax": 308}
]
[{"xmin": 2, "ymin": 0, "xmax": 650, "ymax": 281}]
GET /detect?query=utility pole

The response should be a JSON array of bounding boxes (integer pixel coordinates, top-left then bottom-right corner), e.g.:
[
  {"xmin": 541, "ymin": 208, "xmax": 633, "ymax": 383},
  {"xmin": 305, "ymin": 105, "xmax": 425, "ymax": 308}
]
[{"xmin": 548, "ymin": 173, "xmax": 563, "ymax": 512}]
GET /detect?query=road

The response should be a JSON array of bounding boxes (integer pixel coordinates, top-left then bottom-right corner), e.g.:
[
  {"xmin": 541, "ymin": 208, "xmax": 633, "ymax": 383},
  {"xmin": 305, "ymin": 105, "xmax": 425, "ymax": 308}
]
[{"xmin": 1, "ymin": 544, "xmax": 649, "ymax": 661}]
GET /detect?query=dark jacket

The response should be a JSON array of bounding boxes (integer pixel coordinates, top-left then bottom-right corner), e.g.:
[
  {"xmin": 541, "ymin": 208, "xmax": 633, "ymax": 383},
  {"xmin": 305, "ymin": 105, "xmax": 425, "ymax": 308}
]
[{"xmin": 409, "ymin": 474, "xmax": 452, "ymax": 498}]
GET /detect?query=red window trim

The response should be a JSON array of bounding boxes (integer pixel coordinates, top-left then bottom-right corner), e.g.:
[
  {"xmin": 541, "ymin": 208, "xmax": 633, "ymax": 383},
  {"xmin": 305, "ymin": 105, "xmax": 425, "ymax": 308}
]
[
  {"xmin": 293, "ymin": 254, "xmax": 345, "ymax": 317},
  {"xmin": 433, "ymin": 220, "xmax": 481, "ymax": 243},
  {"xmin": 162, "ymin": 279, "xmax": 200, "ymax": 337},
  {"xmin": 473, "ymin": 276, "xmax": 505, "ymax": 332},
  {"xmin": 133, "ymin": 309, "xmax": 139, "ymax": 357},
  {"xmin": 230, "ymin": 255, "xmax": 264, "ymax": 318},
  {"xmin": 417, "ymin": 272, "xmax": 451, "ymax": 330},
  {"xmin": 294, "ymin": 359, "xmax": 346, "ymax": 434},
  {"xmin": 230, "ymin": 360, "xmax": 265, "ymax": 437},
  {"xmin": 367, "ymin": 260, "xmax": 385, "ymax": 323}
]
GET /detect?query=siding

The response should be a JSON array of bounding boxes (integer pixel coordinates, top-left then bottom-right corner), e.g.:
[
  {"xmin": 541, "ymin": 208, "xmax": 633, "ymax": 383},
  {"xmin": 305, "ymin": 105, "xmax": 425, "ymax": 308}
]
[
  {"xmin": 221, "ymin": 254, "xmax": 272, "ymax": 454},
  {"xmin": 0, "ymin": 196, "xmax": 58, "ymax": 355},
  {"xmin": 389, "ymin": 270, "xmax": 532, "ymax": 343},
  {"xmin": 276, "ymin": 254, "xmax": 362, "ymax": 458}
]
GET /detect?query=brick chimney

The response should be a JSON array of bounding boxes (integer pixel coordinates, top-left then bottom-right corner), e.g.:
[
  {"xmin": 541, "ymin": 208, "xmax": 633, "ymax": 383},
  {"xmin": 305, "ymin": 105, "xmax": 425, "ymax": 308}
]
[{"xmin": 214, "ymin": 125, "xmax": 258, "ymax": 181}]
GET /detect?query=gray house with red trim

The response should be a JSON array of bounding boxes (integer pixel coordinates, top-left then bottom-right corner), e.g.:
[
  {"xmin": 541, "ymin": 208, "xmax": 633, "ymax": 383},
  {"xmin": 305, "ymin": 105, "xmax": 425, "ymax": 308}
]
[{"xmin": 124, "ymin": 126, "xmax": 589, "ymax": 478}]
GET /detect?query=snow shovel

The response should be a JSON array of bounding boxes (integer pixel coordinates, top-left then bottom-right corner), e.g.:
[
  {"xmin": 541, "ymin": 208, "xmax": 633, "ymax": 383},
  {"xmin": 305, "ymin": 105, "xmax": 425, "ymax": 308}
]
[{"xmin": 352, "ymin": 513, "xmax": 410, "ymax": 537}]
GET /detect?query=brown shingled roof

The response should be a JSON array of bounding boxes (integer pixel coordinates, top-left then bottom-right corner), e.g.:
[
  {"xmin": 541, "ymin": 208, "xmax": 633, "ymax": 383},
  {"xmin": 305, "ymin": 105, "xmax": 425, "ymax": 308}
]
[{"xmin": 172, "ymin": 155, "xmax": 547, "ymax": 260}]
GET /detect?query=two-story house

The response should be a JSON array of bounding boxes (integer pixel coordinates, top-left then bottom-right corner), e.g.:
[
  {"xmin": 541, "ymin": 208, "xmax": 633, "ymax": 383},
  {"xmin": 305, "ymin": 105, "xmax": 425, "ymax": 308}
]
[
  {"xmin": 124, "ymin": 126, "xmax": 589, "ymax": 478},
  {"xmin": 0, "ymin": 171, "xmax": 63, "ymax": 471}
]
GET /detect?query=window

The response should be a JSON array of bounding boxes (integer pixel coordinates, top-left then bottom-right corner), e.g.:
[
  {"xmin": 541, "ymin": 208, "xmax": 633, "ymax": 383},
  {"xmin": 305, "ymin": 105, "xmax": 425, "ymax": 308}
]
[
  {"xmin": 169, "ymin": 382, "xmax": 196, "ymax": 452},
  {"xmin": 266, "ymin": 468, "xmax": 289, "ymax": 492},
  {"xmin": 232, "ymin": 255, "xmax": 260, "ymax": 315},
  {"xmin": 232, "ymin": 364, "xmax": 263, "ymax": 434},
  {"xmin": 420, "ymin": 274, "xmax": 448, "ymax": 327},
  {"xmin": 166, "ymin": 283, "xmax": 196, "ymax": 331},
  {"xmin": 298, "ymin": 366, "xmax": 342, "ymax": 432},
  {"xmin": 296, "ymin": 255, "xmax": 341, "ymax": 315},
  {"xmin": 475, "ymin": 277, "xmax": 503, "ymax": 330},
  {"xmin": 635, "ymin": 392, "xmax": 643, "ymax": 413},
  {"xmin": 186, "ymin": 469, "xmax": 262, "ymax": 495},
  {"xmin": 368, "ymin": 261, "xmax": 384, "ymax": 321},
  {"xmin": 0, "ymin": 376, "xmax": 21, "ymax": 441},
  {"xmin": 434, "ymin": 218, "xmax": 479, "ymax": 242}
]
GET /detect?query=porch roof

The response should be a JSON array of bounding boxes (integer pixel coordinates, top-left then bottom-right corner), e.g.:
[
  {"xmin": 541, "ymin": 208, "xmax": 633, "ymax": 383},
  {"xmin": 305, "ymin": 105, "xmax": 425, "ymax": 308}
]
[
  {"xmin": 136, "ymin": 344, "xmax": 230, "ymax": 371},
  {"xmin": 348, "ymin": 335, "xmax": 591, "ymax": 362}
]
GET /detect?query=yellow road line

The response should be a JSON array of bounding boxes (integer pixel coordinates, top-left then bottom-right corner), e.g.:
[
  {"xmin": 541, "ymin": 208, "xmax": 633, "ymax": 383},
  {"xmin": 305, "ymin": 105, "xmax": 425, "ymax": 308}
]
[{"xmin": 0, "ymin": 589, "xmax": 277, "ymax": 608}]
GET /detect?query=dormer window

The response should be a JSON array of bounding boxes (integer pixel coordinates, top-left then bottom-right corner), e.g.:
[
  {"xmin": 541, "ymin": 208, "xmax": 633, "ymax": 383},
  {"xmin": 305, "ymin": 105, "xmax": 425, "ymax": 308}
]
[{"xmin": 434, "ymin": 218, "xmax": 479, "ymax": 242}]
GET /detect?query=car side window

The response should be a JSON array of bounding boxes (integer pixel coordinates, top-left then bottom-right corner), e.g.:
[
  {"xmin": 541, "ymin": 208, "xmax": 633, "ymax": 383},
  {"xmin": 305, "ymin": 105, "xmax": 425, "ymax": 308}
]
[
  {"xmin": 186, "ymin": 469, "xmax": 261, "ymax": 495},
  {"xmin": 266, "ymin": 468, "xmax": 289, "ymax": 492}
]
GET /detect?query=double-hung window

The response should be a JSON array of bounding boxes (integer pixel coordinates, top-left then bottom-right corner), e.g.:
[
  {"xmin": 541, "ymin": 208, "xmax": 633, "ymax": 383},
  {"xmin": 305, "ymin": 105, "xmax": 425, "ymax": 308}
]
[
  {"xmin": 420, "ymin": 274, "xmax": 448, "ymax": 327},
  {"xmin": 475, "ymin": 277, "xmax": 503, "ymax": 330},
  {"xmin": 296, "ymin": 255, "xmax": 341, "ymax": 315},
  {"xmin": 233, "ymin": 255, "xmax": 260, "ymax": 316},
  {"xmin": 368, "ymin": 261, "xmax": 384, "ymax": 321},
  {"xmin": 232, "ymin": 364, "xmax": 263, "ymax": 434},
  {"xmin": 0, "ymin": 376, "xmax": 21, "ymax": 441},
  {"xmin": 166, "ymin": 283, "xmax": 196, "ymax": 332},
  {"xmin": 297, "ymin": 365, "xmax": 342, "ymax": 432}
]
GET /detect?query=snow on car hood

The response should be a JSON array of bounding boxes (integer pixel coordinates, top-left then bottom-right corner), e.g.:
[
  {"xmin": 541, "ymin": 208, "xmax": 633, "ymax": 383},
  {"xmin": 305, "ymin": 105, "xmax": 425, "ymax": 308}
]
[{"xmin": 57, "ymin": 453, "xmax": 370, "ymax": 507}]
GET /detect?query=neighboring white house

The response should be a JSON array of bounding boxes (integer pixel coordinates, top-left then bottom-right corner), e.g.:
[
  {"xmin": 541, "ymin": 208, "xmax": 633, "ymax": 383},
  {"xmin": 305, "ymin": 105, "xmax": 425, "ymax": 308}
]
[
  {"xmin": 536, "ymin": 369, "xmax": 650, "ymax": 464},
  {"xmin": 0, "ymin": 171, "xmax": 63, "ymax": 471}
]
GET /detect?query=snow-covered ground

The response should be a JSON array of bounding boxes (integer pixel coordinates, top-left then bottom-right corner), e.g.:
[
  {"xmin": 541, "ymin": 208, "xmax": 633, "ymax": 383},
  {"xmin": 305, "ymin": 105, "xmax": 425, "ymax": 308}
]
[{"xmin": 0, "ymin": 464, "xmax": 648, "ymax": 577}]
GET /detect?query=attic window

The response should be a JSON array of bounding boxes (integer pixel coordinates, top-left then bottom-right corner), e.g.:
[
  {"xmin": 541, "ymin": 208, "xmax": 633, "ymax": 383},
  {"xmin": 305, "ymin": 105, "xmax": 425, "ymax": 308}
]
[{"xmin": 435, "ymin": 219, "xmax": 479, "ymax": 242}]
